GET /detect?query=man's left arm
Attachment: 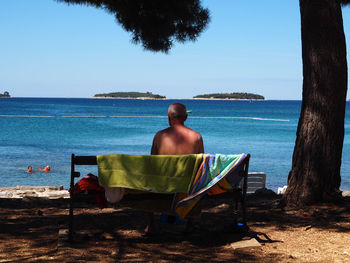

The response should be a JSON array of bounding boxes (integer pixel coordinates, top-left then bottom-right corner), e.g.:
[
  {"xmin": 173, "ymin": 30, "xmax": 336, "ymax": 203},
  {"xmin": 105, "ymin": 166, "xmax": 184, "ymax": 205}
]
[{"xmin": 151, "ymin": 132, "xmax": 159, "ymax": 155}]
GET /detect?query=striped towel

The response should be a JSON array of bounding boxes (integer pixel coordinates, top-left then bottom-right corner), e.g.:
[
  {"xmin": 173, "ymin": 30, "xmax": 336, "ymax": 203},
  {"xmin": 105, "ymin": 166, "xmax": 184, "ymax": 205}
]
[{"xmin": 175, "ymin": 153, "xmax": 248, "ymax": 218}]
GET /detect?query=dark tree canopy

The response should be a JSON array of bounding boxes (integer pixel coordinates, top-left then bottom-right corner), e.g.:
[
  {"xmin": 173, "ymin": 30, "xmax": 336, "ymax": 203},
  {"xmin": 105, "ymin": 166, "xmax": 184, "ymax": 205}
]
[
  {"xmin": 56, "ymin": 0, "xmax": 210, "ymax": 52},
  {"xmin": 341, "ymin": 0, "xmax": 350, "ymax": 5}
]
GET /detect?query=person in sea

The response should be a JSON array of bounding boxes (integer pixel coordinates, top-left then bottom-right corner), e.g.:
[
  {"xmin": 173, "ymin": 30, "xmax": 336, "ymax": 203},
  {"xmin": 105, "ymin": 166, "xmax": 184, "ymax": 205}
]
[
  {"xmin": 38, "ymin": 166, "xmax": 51, "ymax": 172},
  {"xmin": 145, "ymin": 102, "xmax": 204, "ymax": 234},
  {"xmin": 27, "ymin": 166, "xmax": 33, "ymax": 173}
]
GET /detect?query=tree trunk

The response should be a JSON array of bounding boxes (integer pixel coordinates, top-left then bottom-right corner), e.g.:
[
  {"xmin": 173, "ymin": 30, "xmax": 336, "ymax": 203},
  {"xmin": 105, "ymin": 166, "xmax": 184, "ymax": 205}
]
[{"xmin": 284, "ymin": 0, "xmax": 348, "ymax": 207}]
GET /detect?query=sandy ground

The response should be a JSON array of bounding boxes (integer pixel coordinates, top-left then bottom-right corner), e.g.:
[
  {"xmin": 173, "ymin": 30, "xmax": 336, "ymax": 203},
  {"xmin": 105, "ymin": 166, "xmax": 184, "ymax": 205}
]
[{"xmin": 0, "ymin": 190, "xmax": 350, "ymax": 262}]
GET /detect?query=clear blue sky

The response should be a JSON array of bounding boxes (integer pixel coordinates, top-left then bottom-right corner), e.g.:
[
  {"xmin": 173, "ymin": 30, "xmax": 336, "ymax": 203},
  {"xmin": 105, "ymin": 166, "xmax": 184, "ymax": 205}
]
[{"xmin": 1, "ymin": 0, "xmax": 350, "ymax": 100}]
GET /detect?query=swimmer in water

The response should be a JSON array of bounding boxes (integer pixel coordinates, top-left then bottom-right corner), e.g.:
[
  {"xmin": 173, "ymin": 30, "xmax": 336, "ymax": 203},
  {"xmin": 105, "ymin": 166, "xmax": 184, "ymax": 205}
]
[
  {"xmin": 38, "ymin": 166, "xmax": 51, "ymax": 172},
  {"xmin": 27, "ymin": 166, "xmax": 32, "ymax": 173}
]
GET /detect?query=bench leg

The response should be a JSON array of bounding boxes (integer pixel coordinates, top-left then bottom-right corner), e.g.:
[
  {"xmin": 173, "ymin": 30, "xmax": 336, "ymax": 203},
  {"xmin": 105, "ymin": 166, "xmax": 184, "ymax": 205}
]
[{"xmin": 68, "ymin": 154, "xmax": 75, "ymax": 242}]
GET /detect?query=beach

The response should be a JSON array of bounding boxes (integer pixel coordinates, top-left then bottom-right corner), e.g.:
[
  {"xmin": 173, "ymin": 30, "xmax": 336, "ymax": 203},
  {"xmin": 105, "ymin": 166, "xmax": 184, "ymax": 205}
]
[
  {"xmin": 0, "ymin": 188, "xmax": 349, "ymax": 262},
  {"xmin": 1, "ymin": 98, "xmax": 350, "ymax": 261},
  {"xmin": 2, "ymin": 0, "xmax": 350, "ymax": 260}
]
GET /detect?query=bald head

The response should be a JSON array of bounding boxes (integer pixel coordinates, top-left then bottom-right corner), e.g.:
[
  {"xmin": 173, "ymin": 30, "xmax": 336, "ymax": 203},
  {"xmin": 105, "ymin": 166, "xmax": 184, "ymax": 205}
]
[{"xmin": 168, "ymin": 103, "xmax": 187, "ymax": 122}]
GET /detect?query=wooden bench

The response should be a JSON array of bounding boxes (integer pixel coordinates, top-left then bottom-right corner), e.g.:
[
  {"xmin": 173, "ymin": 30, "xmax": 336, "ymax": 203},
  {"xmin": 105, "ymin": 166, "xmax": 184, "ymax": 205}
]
[{"xmin": 68, "ymin": 154, "xmax": 250, "ymax": 241}]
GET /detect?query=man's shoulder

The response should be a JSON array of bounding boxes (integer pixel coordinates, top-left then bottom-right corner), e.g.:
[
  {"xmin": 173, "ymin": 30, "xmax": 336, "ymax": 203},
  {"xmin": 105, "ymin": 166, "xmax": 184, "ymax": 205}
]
[
  {"xmin": 186, "ymin": 127, "xmax": 202, "ymax": 136},
  {"xmin": 157, "ymin": 127, "xmax": 172, "ymax": 134},
  {"xmin": 156, "ymin": 125, "xmax": 201, "ymax": 138}
]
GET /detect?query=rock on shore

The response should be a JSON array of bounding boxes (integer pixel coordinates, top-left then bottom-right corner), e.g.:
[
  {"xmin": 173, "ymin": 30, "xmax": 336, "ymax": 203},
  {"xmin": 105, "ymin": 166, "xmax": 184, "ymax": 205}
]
[{"xmin": 0, "ymin": 186, "xmax": 69, "ymax": 199}]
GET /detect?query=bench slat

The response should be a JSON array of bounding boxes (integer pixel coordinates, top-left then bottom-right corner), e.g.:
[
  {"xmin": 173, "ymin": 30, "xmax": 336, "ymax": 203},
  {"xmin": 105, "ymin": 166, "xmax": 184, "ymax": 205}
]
[
  {"xmin": 73, "ymin": 156, "xmax": 97, "ymax": 165},
  {"xmin": 247, "ymin": 182, "xmax": 266, "ymax": 187}
]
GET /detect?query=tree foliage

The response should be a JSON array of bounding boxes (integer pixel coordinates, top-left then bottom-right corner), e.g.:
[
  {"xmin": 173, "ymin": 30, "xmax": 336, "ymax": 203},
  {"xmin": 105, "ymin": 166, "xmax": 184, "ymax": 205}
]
[
  {"xmin": 340, "ymin": 0, "xmax": 350, "ymax": 5},
  {"xmin": 193, "ymin": 92, "xmax": 264, "ymax": 100},
  {"xmin": 0, "ymin": 91, "xmax": 10, "ymax": 97},
  {"xmin": 94, "ymin": 91, "xmax": 165, "ymax": 99},
  {"xmin": 56, "ymin": 0, "xmax": 210, "ymax": 52}
]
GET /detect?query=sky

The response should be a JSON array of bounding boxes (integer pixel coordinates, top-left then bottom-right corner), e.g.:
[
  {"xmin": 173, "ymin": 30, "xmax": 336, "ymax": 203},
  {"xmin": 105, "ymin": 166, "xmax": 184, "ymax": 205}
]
[{"xmin": 1, "ymin": 0, "xmax": 350, "ymax": 100}]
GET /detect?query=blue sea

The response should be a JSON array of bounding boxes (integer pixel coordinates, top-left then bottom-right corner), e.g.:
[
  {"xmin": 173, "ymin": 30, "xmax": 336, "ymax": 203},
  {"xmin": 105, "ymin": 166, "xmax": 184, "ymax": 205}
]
[{"xmin": 1, "ymin": 98, "xmax": 350, "ymax": 191}]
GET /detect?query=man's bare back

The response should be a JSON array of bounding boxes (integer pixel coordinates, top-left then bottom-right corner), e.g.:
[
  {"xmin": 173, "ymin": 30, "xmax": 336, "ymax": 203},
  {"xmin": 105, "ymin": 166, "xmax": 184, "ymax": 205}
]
[
  {"xmin": 151, "ymin": 103, "xmax": 203, "ymax": 155},
  {"xmin": 151, "ymin": 125, "xmax": 204, "ymax": 155}
]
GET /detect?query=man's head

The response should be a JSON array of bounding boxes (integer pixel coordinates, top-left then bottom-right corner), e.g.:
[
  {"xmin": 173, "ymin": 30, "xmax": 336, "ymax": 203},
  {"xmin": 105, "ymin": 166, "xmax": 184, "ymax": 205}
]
[{"xmin": 168, "ymin": 103, "xmax": 187, "ymax": 125}]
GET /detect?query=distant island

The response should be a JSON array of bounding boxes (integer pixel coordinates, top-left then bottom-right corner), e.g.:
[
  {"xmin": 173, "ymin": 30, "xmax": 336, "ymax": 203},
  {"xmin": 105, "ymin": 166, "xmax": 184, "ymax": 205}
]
[
  {"xmin": 0, "ymin": 91, "xmax": 10, "ymax": 98},
  {"xmin": 93, "ymin": 91, "xmax": 166, "ymax": 99},
  {"xmin": 193, "ymin": 92, "xmax": 264, "ymax": 100}
]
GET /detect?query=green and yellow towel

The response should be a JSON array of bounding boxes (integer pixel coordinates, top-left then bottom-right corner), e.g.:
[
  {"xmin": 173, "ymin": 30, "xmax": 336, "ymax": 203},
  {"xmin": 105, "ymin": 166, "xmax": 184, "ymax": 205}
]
[{"xmin": 97, "ymin": 154, "xmax": 202, "ymax": 194}]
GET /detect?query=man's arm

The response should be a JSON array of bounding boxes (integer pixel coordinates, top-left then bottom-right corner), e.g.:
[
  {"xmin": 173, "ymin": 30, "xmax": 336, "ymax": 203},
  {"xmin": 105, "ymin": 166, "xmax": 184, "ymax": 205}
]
[
  {"xmin": 197, "ymin": 134, "xmax": 204, "ymax": 154},
  {"xmin": 151, "ymin": 132, "xmax": 160, "ymax": 155}
]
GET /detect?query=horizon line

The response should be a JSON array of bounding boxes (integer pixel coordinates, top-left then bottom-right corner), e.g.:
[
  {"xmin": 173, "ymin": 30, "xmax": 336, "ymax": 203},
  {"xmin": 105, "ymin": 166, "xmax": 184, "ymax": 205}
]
[{"xmin": 1, "ymin": 96, "xmax": 305, "ymax": 101}]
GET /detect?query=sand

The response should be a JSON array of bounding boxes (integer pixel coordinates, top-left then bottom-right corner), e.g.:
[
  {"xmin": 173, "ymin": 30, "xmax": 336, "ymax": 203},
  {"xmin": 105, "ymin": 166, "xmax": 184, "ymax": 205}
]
[{"xmin": 0, "ymin": 187, "xmax": 349, "ymax": 262}]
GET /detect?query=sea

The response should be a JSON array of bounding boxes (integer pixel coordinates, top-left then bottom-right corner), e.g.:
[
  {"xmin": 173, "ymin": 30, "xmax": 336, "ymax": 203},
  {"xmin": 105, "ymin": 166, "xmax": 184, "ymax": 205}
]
[{"xmin": 1, "ymin": 98, "xmax": 350, "ymax": 192}]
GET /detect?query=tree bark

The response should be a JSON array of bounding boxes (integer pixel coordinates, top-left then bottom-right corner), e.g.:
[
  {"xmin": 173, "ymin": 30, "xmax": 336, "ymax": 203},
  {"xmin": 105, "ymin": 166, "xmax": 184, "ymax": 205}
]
[{"xmin": 285, "ymin": 0, "xmax": 348, "ymax": 206}]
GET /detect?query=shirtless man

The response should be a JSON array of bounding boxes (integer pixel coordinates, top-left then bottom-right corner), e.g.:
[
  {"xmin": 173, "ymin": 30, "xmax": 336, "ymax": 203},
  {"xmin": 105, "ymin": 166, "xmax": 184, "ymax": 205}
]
[
  {"xmin": 151, "ymin": 103, "xmax": 204, "ymax": 155},
  {"xmin": 145, "ymin": 103, "xmax": 204, "ymax": 233}
]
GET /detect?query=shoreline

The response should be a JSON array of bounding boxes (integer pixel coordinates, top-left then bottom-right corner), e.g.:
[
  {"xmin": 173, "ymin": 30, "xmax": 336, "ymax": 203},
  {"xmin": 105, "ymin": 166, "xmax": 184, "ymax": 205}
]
[
  {"xmin": 1, "ymin": 185, "xmax": 349, "ymax": 199},
  {"xmin": 0, "ymin": 186, "xmax": 69, "ymax": 199}
]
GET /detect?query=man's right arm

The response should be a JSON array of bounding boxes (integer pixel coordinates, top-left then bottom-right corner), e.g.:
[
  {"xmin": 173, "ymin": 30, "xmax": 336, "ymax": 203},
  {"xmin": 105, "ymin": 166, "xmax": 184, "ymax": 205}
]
[{"xmin": 197, "ymin": 134, "xmax": 204, "ymax": 154}]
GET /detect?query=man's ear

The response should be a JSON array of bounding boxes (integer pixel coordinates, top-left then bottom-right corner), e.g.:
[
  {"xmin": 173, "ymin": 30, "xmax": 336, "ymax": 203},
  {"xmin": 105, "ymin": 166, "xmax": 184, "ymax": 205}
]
[
  {"xmin": 184, "ymin": 114, "xmax": 188, "ymax": 121},
  {"xmin": 168, "ymin": 116, "xmax": 173, "ymax": 125}
]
